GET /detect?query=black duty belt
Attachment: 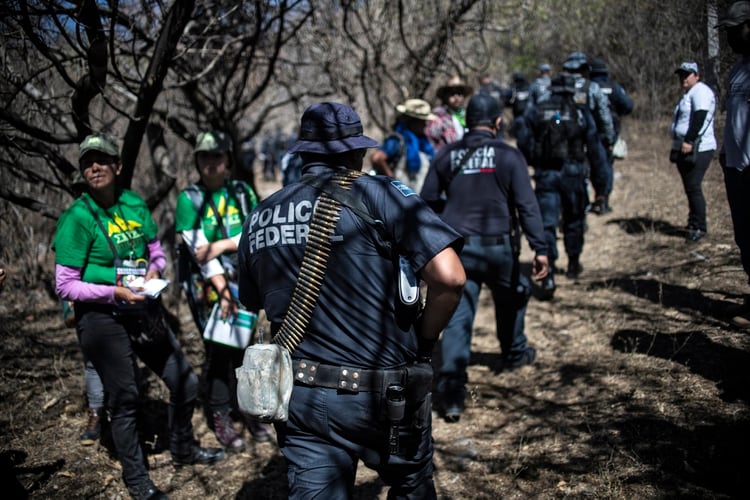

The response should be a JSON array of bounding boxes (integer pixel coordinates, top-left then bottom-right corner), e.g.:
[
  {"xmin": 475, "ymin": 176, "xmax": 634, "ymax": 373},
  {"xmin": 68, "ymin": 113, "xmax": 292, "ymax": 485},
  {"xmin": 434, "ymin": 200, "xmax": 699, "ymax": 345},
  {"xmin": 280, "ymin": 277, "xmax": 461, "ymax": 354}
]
[
  {"xmin": 293, "ymin": 359, "xmax": 405, "ymax": 393},
  {"xmin": 464, "ymin": 234, "xmax": 511, "ymax": 246}
]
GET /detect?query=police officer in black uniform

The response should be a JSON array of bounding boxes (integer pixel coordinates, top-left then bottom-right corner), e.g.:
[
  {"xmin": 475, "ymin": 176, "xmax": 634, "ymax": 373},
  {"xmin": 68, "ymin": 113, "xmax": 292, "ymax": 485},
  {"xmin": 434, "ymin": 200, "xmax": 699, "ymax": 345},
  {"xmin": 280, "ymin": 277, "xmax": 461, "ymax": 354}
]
[
  {"xmin": 589, "ymin": 58, "xmax": 634, "ymax": 209},
  {"xmin": 589, "ymin": 59, "xmax": 633, "ymax": 148},
  {"xmin": 421, "ymin": 94, "xmax": 549, "ymax": 422},
  {"xmin": 562, "ymin": 52, "xmax": 616, "ymax": 215},
  {"xmin": 523, "ymin": 74, "xmax": 592, "ymax": 296},
  {"xmin": 506, "ymin": 72, "xmax": 532, "ymax": 141},
  {"xmin": 237, "ymin": 102, "xmax": 466, "ymax": 499}
]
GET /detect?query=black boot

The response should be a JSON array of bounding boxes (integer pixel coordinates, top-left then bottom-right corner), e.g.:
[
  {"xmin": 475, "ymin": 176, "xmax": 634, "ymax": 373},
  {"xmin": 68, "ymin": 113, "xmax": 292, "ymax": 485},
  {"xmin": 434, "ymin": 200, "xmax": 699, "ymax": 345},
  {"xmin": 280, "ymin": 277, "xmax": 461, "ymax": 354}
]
[
  {"xmin": 172, "ymin": 443, "xmax": 225, "ymax": 466},
  {"xmin": 591, "ymin": 196, "xmax": 612, "ymax": 215},
  {"xmin": 538, "ymin": 274, "xmax": 556, "ymax": 300},
  {"xmin": 566, "ymin": 256, "xmax": 583, "ymax": 279},
  {"xmin": 127, "ymin": 480, "xmax": 168, "ymax": 500}
]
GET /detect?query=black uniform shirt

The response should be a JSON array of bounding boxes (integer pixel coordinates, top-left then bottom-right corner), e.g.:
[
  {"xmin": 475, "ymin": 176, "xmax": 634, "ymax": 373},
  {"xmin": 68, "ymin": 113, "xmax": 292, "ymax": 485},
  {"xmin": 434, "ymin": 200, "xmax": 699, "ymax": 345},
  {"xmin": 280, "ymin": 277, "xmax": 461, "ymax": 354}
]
[
  {"xmin": 238, "ymin": 163, "xmax": 462, "ymax": 369},
  {"xmin": 421, "ymin": 129, "xmax": 547, "ymax": 255}
]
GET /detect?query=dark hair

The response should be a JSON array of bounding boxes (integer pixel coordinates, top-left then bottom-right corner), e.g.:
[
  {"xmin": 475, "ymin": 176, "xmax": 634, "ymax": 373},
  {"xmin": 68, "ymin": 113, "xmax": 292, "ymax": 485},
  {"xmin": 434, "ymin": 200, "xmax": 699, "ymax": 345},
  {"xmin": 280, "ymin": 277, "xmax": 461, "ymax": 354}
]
[
  {"xmin": 299, "ymin": 149, "xmax": 364, "ymax": 168},
  {"xmin": 194, "ymin": 148, "xmax": 234, "ymax": 171}
]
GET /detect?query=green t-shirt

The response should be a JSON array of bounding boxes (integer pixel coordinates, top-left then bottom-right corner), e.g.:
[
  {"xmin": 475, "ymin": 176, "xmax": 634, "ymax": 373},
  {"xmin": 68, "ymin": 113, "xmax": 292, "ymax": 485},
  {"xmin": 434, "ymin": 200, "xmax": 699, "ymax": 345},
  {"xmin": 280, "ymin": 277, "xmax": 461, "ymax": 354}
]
[
  {"xmin": 53, "ymin": 189, "xmax": 159, "ymax": 285},
  {"xmin": 175, "ymin": 181, "xmax": 257, "ymax": 242}
]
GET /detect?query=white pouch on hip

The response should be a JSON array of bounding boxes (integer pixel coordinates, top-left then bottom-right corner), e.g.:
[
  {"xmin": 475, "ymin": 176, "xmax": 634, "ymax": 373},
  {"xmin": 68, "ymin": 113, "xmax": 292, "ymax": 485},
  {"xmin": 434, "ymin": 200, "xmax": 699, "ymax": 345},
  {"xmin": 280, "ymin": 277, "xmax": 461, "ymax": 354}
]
[{"xmin": 236, "ymin": 343, "xmax": 293, "ymax": 423}]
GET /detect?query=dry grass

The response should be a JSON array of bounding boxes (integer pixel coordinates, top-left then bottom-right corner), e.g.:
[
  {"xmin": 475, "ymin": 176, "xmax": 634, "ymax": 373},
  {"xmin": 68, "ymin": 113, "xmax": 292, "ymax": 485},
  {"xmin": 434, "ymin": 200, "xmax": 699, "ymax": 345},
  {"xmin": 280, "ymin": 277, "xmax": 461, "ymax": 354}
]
[{"xmin": 1, "ymin": 122, "xmax": 748, "ymax": 499}]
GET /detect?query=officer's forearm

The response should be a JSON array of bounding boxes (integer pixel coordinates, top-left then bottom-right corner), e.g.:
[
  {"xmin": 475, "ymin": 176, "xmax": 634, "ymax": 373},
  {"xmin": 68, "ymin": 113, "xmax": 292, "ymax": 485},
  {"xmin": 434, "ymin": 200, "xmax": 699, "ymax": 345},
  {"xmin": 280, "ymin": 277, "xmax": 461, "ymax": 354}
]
[
  {"xmin": 419, "ymin": 247, "xmax": 466, "ymax": 340},
  {"xmin": 420, "ymin": 287, "xmax": 462, "ymax": 340}
]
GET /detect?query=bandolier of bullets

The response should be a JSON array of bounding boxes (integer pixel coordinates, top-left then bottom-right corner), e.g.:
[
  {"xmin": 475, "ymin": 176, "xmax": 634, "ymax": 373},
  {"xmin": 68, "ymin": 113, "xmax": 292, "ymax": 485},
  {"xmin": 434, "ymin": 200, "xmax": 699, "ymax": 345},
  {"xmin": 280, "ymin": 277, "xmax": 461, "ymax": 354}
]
[{"xmin": 272, "ymin": 169, "xmax": 365, "ymax": 352}]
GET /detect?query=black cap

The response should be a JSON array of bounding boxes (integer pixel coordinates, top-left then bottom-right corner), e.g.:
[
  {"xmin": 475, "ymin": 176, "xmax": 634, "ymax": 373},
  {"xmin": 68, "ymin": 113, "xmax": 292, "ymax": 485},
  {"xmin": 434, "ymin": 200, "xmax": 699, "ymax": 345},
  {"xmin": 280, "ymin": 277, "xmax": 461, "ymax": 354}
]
[
  {"xmin": 466, "ymin": 93, "xmax": 502, "ymax": 127},
  {"xmin": 589, "ymin": 59, "xmax": 609, "ymax": 75}
]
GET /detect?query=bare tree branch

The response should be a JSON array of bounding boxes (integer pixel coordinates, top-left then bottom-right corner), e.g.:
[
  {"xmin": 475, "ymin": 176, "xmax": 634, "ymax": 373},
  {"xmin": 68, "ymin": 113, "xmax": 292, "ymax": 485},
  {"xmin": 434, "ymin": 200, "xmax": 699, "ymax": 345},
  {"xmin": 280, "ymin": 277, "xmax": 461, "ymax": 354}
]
[{"xmin": 119, "ymin": 0, "xmax": 196, "ymax": 188}]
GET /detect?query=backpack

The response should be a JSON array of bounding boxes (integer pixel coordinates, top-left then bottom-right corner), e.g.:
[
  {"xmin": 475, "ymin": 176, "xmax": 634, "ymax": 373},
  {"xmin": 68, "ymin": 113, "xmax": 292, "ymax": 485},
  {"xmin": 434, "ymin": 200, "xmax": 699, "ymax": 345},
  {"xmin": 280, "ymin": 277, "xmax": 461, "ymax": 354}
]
[
  {"xmin": 176, "ymin": 181, "xmax": 253, "ymax": 330},
  {"xmin": 533, "ymin": 95, "xmax": 580, "ymax": 167},
  {"xmin": 384, "ymin": 132, "xmax": 406, "ymax": 170}
]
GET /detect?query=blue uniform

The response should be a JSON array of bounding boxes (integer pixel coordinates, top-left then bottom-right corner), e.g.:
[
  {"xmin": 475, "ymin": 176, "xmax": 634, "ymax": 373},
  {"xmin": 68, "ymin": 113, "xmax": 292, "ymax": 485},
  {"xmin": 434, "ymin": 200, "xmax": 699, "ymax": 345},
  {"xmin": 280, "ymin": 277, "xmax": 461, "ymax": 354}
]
[
  {"xmin": 529, "ymin": 75, "xmax": 552, "ymax": 107},
  {"xmin": 569, "ymin": 74, "xmax": 616, "ymax": 203},
  {"xmin": 421, "ymin": 129, "xmax": 547, "ymax": 410},
  {"xmin": 238, "ymin": 163, "xmax": 462, "ymax": 498},
  {"xmin": 592, "ymin": 74, "xmax": 634, "ymax": 197},
  {"xmin": 523, "ymin": 90, "xmax": 592, "ymax": 276}
]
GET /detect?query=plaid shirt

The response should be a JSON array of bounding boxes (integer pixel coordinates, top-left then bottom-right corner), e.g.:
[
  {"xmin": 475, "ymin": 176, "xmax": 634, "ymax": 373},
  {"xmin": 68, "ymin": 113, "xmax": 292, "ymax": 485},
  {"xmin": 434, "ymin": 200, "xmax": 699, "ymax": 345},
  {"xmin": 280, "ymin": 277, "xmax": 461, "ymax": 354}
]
[{"xmin": 426, "ymin": 106, "xmax": 465, "ymax": 150}]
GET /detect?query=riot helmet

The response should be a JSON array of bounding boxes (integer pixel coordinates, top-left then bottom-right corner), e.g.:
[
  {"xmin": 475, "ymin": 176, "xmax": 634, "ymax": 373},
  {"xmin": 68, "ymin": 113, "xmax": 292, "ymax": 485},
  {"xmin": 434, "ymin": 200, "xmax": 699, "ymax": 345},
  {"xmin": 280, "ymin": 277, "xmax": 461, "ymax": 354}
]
[{"xmin": 563, "ymin": 51, "xmax": 588, "ymax": 72}]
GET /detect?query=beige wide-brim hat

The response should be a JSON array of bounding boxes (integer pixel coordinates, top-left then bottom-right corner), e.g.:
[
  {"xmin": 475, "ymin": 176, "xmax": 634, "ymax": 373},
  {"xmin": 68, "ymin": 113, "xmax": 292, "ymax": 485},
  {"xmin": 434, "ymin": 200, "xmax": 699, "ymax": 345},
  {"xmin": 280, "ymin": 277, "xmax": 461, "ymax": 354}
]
[{"xmin": 395, "ymin": 99, "xmax": 437, "ymax": 121}]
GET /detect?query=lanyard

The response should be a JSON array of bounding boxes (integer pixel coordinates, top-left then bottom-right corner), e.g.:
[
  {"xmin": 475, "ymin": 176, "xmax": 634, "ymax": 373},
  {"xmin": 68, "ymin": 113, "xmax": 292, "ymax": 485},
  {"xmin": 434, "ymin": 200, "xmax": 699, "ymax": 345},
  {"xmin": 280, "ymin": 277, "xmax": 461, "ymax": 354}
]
[
  {"xmin": 206, "ymin": 187, "xmax": 231, "ymax": 239},
  {"xmin": 82, "ymin": 196, "xmax": 141, "ymax": 261}
]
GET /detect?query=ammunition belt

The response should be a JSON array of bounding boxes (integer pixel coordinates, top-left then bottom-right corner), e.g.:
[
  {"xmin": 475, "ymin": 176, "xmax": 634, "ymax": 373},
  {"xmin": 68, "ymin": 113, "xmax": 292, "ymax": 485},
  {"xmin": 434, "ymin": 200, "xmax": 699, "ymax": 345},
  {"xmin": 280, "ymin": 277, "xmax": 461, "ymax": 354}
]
[{"xmin": 272, "ymin": 169, "xmax": 365, "ymax": 353}]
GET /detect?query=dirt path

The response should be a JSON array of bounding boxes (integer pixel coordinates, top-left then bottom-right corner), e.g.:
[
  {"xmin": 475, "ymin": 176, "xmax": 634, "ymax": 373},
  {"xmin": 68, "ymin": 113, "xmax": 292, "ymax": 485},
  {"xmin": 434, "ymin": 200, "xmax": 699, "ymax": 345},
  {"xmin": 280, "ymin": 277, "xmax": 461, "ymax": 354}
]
[{"xmin": 1, "ymin": 126, "xmax": 748, "ymax": 498}]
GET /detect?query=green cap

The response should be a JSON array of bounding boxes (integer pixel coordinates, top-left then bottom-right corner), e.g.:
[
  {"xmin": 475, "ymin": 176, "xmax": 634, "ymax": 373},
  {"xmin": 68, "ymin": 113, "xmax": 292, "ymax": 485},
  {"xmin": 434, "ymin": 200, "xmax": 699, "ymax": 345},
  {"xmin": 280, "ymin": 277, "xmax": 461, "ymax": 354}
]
[
  {"xmin": 79, "ymin": 134, "xmax": 119, "ymax": 160},
  {"xmin": 194, "ymin": 130, "xmax": 231, "ymax": 154}
]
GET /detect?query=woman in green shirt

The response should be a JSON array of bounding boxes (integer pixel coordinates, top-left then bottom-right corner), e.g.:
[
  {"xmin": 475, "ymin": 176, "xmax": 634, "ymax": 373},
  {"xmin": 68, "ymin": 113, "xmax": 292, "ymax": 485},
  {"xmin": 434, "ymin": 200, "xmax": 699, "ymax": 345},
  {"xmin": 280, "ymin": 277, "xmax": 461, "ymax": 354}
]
[
  {"xmin": 175, "ymin": 131, "xmax": 272, "ymax": 451},
  {"xmin": 55, "ymin": 134, "xmax": 224, "ymax": 499}
]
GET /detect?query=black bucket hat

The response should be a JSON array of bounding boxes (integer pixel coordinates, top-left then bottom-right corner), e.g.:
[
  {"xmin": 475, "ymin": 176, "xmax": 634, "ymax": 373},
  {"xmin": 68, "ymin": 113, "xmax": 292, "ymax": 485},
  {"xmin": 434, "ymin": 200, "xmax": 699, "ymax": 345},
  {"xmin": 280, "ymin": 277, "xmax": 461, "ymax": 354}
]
[
  {"xmin": 288, "ymin": 102, "xmax": 379, "ymax": 154},
  {"xmin": 466, "ymin": 94, "xmax": 501, "ymax": 127}
]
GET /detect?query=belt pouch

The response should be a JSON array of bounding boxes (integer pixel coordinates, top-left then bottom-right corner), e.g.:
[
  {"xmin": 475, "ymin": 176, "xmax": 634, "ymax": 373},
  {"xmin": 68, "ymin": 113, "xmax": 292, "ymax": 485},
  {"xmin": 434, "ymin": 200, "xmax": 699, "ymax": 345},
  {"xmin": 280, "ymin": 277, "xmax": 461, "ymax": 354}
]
[
  {"xmin": 236, "ymin": 343, "xmax": 293, "ymax": 423},
  {"xmin": 405, "ymin": 362, "xmax": 434, "ymax": 429}
]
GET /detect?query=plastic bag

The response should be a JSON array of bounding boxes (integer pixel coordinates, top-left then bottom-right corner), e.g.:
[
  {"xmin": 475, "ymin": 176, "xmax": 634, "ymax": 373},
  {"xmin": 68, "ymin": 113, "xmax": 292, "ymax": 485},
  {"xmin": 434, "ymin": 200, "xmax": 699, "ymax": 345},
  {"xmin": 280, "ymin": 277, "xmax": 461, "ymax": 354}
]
[{"xmin": 613, "ymin": 136, "xmax": 628, "ymax": 160}]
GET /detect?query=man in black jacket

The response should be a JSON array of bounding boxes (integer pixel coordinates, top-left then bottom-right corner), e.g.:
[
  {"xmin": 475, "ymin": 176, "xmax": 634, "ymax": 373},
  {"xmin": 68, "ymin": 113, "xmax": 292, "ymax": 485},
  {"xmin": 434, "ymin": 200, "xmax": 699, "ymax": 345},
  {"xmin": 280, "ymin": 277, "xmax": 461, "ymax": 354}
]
[
  {"xmin": 522, "ymin": 74, "xmax": 593, "ymax": 293},
  {"xmin": 239, "ymin": 102, "xmax": 466, "ymax": 498},
  {"xmin": 421, "ymin": 94, "xmax": 549, "ymax": 422}
]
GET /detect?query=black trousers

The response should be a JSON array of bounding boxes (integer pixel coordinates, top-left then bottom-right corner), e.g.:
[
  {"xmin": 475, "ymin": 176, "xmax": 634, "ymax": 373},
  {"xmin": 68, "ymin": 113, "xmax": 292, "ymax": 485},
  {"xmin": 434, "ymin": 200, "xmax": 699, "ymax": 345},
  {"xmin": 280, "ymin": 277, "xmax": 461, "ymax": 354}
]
[
  {"xmin": 723, "ymin": 166, "xmax": 750, "ymax": 285},
  {"xmin": 77, "ymin": 304, "xmax": 199, "ymax": 488},
  {"xmin": 203, "ymin": 340, "xmax": 244, "ymax": 413},
  {"xmin": 534, "ymin": 162, "xmax": 589, "ymax": 267}
]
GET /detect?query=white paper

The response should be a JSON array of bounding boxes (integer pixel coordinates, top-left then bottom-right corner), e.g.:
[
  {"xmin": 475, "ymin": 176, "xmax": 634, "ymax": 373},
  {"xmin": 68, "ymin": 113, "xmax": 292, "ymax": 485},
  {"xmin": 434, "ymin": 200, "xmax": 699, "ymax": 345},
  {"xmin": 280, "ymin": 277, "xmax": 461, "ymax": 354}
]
[
  {"xmin": 127, "ymin": 277, "xmax": 170, "ymax": 298},
  {"xmin": 203, "ymin": 304, "xmax": 255, "ymax": 349}
]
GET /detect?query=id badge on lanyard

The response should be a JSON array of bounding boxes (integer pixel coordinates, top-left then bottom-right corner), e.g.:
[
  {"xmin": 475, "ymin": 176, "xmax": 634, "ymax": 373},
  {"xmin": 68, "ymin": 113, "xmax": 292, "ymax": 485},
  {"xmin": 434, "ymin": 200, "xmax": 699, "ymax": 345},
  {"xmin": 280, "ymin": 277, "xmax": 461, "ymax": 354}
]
[{"xmin": 116, "ymin": 257, "xmax": 148, "ymax": 287}]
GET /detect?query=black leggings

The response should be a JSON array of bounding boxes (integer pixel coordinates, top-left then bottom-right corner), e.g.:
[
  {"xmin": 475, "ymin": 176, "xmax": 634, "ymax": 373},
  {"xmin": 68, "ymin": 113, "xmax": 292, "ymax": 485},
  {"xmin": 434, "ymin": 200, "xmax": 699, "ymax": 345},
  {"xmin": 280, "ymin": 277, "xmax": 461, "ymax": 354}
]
[{"xmin": 676, "ymin": 149, "xmax": 715, "ymax": 231}]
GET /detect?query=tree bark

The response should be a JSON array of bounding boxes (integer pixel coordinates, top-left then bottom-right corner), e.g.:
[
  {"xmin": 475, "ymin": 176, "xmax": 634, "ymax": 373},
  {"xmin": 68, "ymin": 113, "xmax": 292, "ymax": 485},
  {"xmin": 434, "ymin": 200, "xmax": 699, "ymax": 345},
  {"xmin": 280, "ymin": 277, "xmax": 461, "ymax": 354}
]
[
  {"xmin": 705, "ymin": 0, "xmax": 721, "ymax": 96},
  {"xmin": 119, "ymin": 0, "xmax": 196, "ymax": 188}
]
